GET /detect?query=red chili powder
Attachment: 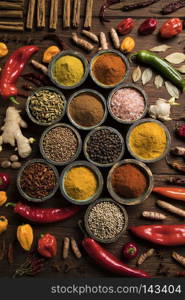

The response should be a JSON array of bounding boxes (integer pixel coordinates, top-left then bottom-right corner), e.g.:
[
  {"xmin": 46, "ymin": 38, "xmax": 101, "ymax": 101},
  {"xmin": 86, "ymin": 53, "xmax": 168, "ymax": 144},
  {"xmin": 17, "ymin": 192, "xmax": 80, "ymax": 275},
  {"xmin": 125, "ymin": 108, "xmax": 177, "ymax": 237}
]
[{"xmin": 92, "ymin": 53, "xmax": 126, "ymax": 86}]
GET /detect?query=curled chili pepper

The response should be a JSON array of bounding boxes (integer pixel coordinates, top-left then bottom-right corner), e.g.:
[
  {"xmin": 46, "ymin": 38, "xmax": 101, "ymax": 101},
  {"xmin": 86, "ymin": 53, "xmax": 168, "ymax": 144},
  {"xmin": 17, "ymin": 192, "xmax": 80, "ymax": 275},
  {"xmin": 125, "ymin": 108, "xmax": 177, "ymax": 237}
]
[{"xmin": 0, "ymin": 45, "xmax": 39, "ymax": 104}]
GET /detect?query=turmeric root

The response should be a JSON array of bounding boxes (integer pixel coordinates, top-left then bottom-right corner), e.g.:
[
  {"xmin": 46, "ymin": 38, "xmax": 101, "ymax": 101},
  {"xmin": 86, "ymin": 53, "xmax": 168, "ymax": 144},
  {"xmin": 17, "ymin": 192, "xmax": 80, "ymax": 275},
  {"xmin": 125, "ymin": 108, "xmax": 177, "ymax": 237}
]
[
  {"xmin": 0, "ymin": 107, "xmax": 32, "ymax": 158},
  {"xmin": 62, "ymin": 237, "xmax": 70, "ymax": 259},
  {"xmin": 172, "ymin": 251, "xmax": 185, "ymax": 267},
  {"xmin": 110, "ymin": 28, "xmax": 120, "ymax": 49},
  {"xmin": 137, "ymin": 249, "xmax": 155, "ymax": 265},
  {"xmin": 72, "ymin": 32, "xmax": 94, "ymax": 51},
  {"xmin": 99, "ymin": 32, "xmax": 108, "ymax": 50},
  {"xmin": 142, "ymin": 210, "xmax": 166, "ymax": 220},
  {"xmin": 157, "ymin": 200, "xmax": 185, "ymax": 218},
  {"xmin": 71, "ymin": 238, "xmax": 82, "ymax": 259},
  {"xmin": 81, "ymin": 30, "xmax": 99, "ymax": 43}
]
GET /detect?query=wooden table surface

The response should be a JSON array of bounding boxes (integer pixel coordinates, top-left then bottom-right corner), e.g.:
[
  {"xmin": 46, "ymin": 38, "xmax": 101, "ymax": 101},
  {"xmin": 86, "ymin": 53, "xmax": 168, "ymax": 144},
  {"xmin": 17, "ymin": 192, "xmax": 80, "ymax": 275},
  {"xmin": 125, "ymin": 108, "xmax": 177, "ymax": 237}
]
[{"xmin": 1, "ymin": 0, "xmax": 185, "ymax": 278}]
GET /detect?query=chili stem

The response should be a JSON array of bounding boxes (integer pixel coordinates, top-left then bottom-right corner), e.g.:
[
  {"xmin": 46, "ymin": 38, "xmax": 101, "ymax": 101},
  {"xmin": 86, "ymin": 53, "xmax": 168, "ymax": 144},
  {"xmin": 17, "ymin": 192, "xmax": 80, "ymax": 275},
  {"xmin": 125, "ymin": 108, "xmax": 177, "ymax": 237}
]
[
  {"xmin": 9, "ymin": 96, "xmax": 19, "ymax": 105},
  {"xmin": 5, "ymin": 202, "xmax": 16, "ymax": 208}
]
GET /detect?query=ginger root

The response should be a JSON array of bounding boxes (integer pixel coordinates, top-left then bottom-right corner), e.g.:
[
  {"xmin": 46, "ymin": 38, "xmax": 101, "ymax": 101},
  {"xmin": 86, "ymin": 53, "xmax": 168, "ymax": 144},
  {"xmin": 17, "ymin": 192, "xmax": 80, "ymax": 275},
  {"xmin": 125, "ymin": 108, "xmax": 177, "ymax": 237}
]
[{"xmin": 0, "ymin": 107, "xmax": 32, "ymax": 158}]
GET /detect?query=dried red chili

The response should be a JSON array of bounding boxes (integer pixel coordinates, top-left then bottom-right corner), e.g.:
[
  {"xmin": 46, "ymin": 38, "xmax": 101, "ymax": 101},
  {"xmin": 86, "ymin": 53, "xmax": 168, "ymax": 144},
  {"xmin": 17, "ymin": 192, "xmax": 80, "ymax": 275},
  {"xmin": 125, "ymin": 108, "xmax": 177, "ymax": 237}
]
[
  {"xmin": 117, "ymin": 18, "xmax": 135, "ymax": 35},
  {"xmin": 138, "ymin": 18, "xmax": 157, "ymax": 35}
]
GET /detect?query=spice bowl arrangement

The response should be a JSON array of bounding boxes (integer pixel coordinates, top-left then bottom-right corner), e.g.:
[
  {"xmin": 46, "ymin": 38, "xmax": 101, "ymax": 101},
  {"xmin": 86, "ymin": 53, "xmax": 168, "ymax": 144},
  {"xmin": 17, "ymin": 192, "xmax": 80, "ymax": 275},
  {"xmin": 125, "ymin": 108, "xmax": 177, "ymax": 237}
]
[
  {"xmin": 48, "ymin": 50, "xmax": 89, "ymax": 90},
  {"xmin": 67, "ymin": 89, "xmax": 107, "ymax": 130},
  {"xmin": 39, "ymin": 123, "xmax": 82, "ymax": 166},
  {"xmin": 108, "ymin": 83, "xmax": 148, "ymax": 124},
  {"xmin": 90, "ymin": 49, "xmax": 129, "ymax": 89},
  {"xmin": 84, "ymin": 126, "xmax": 125, "ymax": 167},
  {"xmin": 84, "ymin": 198, "xmax": 128, "ymax": 243},
  {"xmin": 17, "ymin": 159, "xmax": 59, "ymax": 203},
  {"xmin": 107, "ymin": 159, "xmax": 154, "ymax": 206},
  {"xmin": 26, "ymin": 86, "xmax": 67, "ymax": 126},
  {"xmin": 126, "ymin": 118, "xmax": 171, "ymax": 163},
  {"xmin": 60, "ymin": 160, "xmax": 104, "ymax": 205}
]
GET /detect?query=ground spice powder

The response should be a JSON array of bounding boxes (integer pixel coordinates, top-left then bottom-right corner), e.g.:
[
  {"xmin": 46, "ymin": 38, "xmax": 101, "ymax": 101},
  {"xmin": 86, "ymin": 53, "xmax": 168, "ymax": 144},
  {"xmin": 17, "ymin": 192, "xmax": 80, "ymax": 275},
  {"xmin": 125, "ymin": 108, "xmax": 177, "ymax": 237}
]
[
  {"xmin": 129, "ymin": 122, "xmax": 167, "ymax": 160},
  {"xmin": 111, "ymin": 164, "xmax": 147, "ymax": 198},
  {"xmin": 69, "ymin": 93, "xmax": 104, "ymax": 127},
  {"xmin": 64, "ymin": 166, "xmax": 97, "ymax": 201},
  {"xmin": 92, "ymin": 53, "xmax": 126, "ymax": 86}
]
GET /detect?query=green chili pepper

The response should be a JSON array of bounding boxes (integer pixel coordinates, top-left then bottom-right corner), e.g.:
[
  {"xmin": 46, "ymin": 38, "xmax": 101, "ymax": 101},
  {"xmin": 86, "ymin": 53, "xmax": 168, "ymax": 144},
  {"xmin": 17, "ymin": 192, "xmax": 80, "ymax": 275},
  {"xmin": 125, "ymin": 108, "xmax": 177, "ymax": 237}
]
[{"xmin": 132, "ymin": 50, "xmax": 185, "ymax": 92}]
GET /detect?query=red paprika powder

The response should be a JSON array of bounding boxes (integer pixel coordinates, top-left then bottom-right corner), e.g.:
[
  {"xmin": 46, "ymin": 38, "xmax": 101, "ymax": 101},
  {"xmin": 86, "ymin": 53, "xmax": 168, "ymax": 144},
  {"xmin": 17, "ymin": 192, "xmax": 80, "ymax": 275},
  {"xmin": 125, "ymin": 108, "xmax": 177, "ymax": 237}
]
[
  {"xmin": 92, "ymin": 53, "xmax": 126, "ymax": 86},
  {"xmin": 111, "ymin": 164, "xmax": 147, "ymax": 198}
]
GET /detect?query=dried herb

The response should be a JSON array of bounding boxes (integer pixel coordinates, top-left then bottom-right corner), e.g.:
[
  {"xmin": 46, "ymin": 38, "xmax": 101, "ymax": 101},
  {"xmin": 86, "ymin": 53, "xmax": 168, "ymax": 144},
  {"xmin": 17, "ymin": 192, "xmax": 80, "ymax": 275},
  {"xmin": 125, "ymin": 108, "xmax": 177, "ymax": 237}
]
[
  {"xmin": 165, "ymin": 52, "xmax": 185, "ymax": 64},
  {"xmin": 99, "ymin": 0, "xmax": 121, "ymax": 23},
  {"xmin": 21, "ymin": 74, "xmax": 41, "ymax": 87},
  {"xmin": 162, "ymin": 0, "xmax": 185, "ymax": 14},
  {"xmin": 150, "ymin": 44, "xmax": 171, "ymax": 52},
  {"xmin": 13, "ymin": 252, "xmax": 45, "ymax": 278},
  {"xmin": 122, "ymin": 0, "xmax": 160, "ymax": 11},
  {"xmin": 165, "ymin": 81, "xmax": 179, "ymax": 99},
  {"xmin": 0, "ymin": 240, "xmax": 5, "ymax": 261},
  {"xmin": 142, "ymin": 68, "xmax": 153, "ymax": 85},
  {"xmin": 7, "ymin": 242, "xmax": 14, "ymax": 264},
  {"xmin": 132, "ymin": 66, "xmax": 142, "ymax": 82}
]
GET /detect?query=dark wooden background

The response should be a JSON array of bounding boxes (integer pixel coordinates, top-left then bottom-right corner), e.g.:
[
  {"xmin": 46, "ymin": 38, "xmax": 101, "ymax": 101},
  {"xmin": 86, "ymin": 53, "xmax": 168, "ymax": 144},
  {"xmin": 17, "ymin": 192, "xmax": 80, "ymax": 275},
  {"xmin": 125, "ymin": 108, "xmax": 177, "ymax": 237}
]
[{"xmin": 1, "ymin": 0, "xmax": 185, "ymax": 278}]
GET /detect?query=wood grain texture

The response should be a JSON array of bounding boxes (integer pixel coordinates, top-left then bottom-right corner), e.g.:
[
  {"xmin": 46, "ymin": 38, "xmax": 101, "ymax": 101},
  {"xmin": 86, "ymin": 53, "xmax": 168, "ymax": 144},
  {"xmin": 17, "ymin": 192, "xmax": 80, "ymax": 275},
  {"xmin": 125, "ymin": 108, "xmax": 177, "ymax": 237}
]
[{"xmin": 1, "ymin": 0, "xmax": 185, "ymax": 279}]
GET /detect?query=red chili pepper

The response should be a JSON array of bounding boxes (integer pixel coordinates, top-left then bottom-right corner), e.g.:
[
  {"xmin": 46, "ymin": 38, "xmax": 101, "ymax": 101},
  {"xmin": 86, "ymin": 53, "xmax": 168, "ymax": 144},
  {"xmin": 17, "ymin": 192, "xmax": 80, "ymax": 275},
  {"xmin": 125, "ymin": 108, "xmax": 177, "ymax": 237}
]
[
  {"xmin": 0, "ymin": 45, "xmax": 39, "ymax": 103},
  {"xmin": 160, "ymin": 18, "xmax": 182, "ymax": 39},
  {"xmin": 6, "ymin": 202, "xmax": 81, "ymax": 223},
  {"xmin": 0, "ymin": 173, "xmax": 9, "ymax": 189},
  {"xmin": 153, "ymin": 186, "xmax": 185, "ymax": 201},
  {"xmin": 38, "ymin": 233, "xmax": 57, "ymax": 258},
  {"xmin": 117, "ymin": 18, "xmax": 135, "ymax": 35},
  {"xmin": 122, "ymin": 242, "xmax": 139, "ymax": 260},
  {"xmin": 131, "ymin": 224, "xmax": 185, "ymax": 246},
  {"xmin": 138, "ymin": 18, "xmax": 157, "ymax": 35}
]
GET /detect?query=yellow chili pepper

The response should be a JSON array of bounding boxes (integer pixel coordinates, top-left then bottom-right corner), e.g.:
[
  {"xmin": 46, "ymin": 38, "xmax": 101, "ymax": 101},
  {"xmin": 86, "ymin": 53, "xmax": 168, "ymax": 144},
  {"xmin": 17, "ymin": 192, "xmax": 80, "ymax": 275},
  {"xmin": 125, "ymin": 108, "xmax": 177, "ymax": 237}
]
[
  {"xmin": 0, "ymin": 216, "xmax": 8, "ymax": 234},
  {"xmin": 0, "ymin": 191, "xmax": 7, "ymax": 207},
  {"xmin": 0, "ymin": 42, "xmax": 8, "ymax": 58},
  {"xmin": 42, "ymin": 45, "xmax": 60, "ymax": 63},
  {"xmin": 120, "ymin": 36, "xmax": 135, "ymax": 53},
  {"xmin": 17, "ymin": 224, "xmax": 33, "ymax": 251}
]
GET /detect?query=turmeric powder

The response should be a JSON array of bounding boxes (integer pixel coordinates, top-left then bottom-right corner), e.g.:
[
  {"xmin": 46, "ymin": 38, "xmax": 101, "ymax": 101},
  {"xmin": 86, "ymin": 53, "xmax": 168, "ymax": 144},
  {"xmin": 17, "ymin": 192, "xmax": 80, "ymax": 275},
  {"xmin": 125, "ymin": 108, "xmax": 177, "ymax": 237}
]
[
  {"xmin": 64, "ymin": 166, "xmax": 97, "ymax": 201},
  {"xmin": 129, "ymin": 122, "xmax": 167, "ymax": 160}
]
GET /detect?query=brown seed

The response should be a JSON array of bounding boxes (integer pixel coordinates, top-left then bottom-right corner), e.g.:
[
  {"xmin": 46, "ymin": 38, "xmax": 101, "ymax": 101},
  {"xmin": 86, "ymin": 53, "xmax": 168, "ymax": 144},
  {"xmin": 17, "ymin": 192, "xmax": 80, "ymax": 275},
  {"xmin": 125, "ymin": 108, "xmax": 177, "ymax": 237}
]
[
  {"xmin": 11, "ymin": 162, "xmax": 22, "ymax": 169},
  {"xmin": 1, "ymin": 160, "xmax": 11, "ymax": 168},
  {"xmin": 9, "ymin": 154, "xmax": 19, "ymax": 162}
]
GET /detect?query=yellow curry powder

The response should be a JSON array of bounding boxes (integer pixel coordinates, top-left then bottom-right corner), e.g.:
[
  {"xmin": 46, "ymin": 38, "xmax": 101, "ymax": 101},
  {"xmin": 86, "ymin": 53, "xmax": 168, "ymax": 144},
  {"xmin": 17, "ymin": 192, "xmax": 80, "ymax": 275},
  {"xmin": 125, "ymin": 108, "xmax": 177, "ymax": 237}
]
[
  {"xmin": 129, "ymin": 122, "xmax": 167, "ymax": 160},
  {"xmin": 64, "ymin": 166, "xmax": 97, "ymax": 201},
  {"xmin": 53, "ymin": 55, "xmax": 84, "ymax": 86}
]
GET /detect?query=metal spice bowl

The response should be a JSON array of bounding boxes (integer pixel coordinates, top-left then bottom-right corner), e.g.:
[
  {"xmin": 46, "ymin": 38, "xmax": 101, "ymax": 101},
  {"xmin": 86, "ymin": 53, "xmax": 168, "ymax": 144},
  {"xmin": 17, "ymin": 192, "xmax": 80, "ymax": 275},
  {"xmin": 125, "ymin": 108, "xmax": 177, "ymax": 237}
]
[
  {"xmin": 48, "ymin": 50, "xmax": 89, "ymax": 90},
  {"xmin": 83, "ymin": 126, "xmax": 125, "ymax": 168},
  {"xmin": 26, "ymin": 86, "xmax": 67, "ymax": 126},
  {"xmin": 17, "ymin": 159, "xmax": 59, "ymax": 203},
  {"xmin": 126, "ymin": 118, "xmax": 171, "ymax": 164},
  {"xmin": 89, "ymin": 49, "xmax": 130, "ymax": 89},
  {"xmin": 39, "ymin": 123, "xmax": 82, "ymax": 166},
  {"xmin": 60, "ymin": 160, "xmax": 104, "ymax": 206},
  {"xmin": 107, "ymin": 83, "xmax": 148, "ymax": 125},
  {"xmin": 107, "ymin": 159, "xmax": 154, "ymax": 206},
  {"xmin": 84, "ymin": 198, "xmax": 128, "ymax": 244},
  {"xmin": 67, "ymin": 88, "xmax": 108, "ymax": 131}
]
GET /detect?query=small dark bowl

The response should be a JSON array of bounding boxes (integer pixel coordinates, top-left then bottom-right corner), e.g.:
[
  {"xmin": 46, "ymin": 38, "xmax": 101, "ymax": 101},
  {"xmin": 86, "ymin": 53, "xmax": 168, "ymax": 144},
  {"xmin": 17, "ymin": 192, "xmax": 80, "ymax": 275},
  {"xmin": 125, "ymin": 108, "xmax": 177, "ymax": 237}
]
[
  {"xmin": 60, "ymin": 160, "xmax": 104, "ymax": 205},
  {"xmin": 90, "ymin": 49, "xmax": 129, "ymax": 89},
  {"xmin": 67, "ymin": 88, "xmax": 108, "ymax": 130},
  {"xmin": 26, "ymin": 86, "xmax": 66, "ymax": 126},
  {"xmin": 48, "ymin": 50, "xmax": 89, "ymax": 90},
  {"xmin": 84, "ymin": 198, "xmax": 128, "ymax": 244},
  {"xmin": 107, "ymin": 159, "xmax": 154, "ymax": 206},
  {"xmin": 17, "ymin": 159, "xmax": 59, "ymax": 203},
  {"xmin": 39, "ymin": 123, "xmax": 82, "ymax": 166},
  {"xmin": 84, "ymin": 126, "xmax": 125, "ymax": 168},
  {"xmin": 126, "ymin": 118, "xmax": 171, "ymax": 164},
  {"xmin": 108, "ymin": 83, "xmax": 148, "ymax": 125}
]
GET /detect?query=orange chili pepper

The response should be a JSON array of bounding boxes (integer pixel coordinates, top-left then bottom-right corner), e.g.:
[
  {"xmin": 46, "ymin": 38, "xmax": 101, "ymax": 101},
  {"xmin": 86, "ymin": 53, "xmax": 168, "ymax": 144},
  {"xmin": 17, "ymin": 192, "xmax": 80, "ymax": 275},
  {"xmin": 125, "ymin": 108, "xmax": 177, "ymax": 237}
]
[{"xmin": 153, "ymin": 186, "xmax": 185, "ymax": 201}]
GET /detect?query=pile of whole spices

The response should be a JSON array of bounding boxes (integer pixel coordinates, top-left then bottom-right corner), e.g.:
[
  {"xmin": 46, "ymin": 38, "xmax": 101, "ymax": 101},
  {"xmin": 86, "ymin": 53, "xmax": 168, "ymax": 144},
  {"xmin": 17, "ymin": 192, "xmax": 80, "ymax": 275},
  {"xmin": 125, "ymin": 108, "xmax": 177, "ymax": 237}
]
[
  {"xmin": 42, "ymin": 126, "xmax": 78, "ymax": 163},
  {"xmin": 110, "ymin": 87, "xmax": 145, "ymax": 122},
  {"xmin": 29, "ymin": 89, "xmax": 65, "ymax": 124},
  {"xmin": 111, "ymin": 164, "xmax": 147, "ymax": 198},
  {"xmin": 129, "ymin": 122, "xmax": 167, "ymax": 160},
  {"xmin": 68, "ymin": 92, "xmax": 105, "ymax": 128},
  {"xmin": 88, "ymin": 201, "xmax": 125, "ymax": 240},
  {"xmin": 92, "ymin": 53, "xmax": 126, "ymax": 86},
  {"xmin": 64, "ymin": 166, "xmax": 97, "ymax": 201},
  {"xmin": 20, "ymin": 162, "xmax": 57, "ymax": 199},
  {"xmin": 86, "ymin": 128, "xmax": 123, "ymax": 165}
]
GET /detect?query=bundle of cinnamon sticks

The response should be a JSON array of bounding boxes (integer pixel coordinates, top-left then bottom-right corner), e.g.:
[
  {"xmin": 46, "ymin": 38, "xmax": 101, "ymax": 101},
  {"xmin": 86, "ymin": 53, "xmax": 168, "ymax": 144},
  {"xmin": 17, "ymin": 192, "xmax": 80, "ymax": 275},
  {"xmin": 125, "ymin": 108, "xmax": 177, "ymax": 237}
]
[{"xmin": 0, "ymin": 0, "xmax": 24, "ymax": 31}]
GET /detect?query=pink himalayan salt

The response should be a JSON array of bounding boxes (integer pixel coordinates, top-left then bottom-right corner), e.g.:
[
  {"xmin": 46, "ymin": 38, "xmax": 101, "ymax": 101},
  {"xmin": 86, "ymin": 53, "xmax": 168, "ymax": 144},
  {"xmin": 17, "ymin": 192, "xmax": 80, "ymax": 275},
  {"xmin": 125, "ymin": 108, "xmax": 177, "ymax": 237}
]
[{"xmin": 110, "ymin": 88, "xmax": 145, "ymax": 121}]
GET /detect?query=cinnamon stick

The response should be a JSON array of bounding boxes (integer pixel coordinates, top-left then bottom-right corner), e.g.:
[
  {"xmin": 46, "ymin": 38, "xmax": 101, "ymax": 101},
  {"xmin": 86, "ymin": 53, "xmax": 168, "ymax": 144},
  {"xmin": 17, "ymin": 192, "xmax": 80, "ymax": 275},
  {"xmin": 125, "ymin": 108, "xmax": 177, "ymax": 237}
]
[
  {"xmin": 0, "ymin": 10, "xmax": 23, "ymax": 18},
  {"xmin": 63, "ymin": 0, "xmax": 71, "ymax": 28},
  {"xmin": 37, "ymin": 0, "xmax": 45, "ymax": 28},
  {"xmin": 26, "ymin": 0, "xmax": 36, "ymax": 29},
  {"xmin": 72, "ymin": 0, "xmax": 81, "ymax": 28},
  {"xmin": 84, "ymin": 0, "xmax": 93, "ymax": 29},
  {"xmin": 0, "ymin": 2, "xmax": 23, "ymax": 10},
  {"xmin": 0, "ymin": 22, "xmax": 24, "ymax": 31},
  {"xmin": 49, "ymin": 0, "xmax": 58, "ymax": 30}
]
